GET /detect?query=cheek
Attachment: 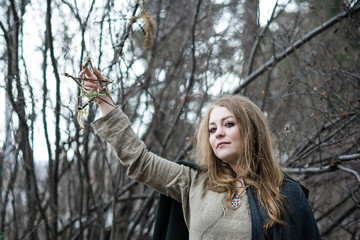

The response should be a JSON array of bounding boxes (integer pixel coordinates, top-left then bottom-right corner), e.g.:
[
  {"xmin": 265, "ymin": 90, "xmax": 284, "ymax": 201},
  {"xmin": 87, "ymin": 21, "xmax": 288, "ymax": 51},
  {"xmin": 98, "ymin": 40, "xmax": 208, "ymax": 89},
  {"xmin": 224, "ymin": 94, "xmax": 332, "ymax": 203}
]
[
  {"xmin": 228, "ymin": 129, "xmax": 241, "ymax": 143},
  {"xmin": 209, "ymin": 135, "xmax": 216, "ymax": 150}
]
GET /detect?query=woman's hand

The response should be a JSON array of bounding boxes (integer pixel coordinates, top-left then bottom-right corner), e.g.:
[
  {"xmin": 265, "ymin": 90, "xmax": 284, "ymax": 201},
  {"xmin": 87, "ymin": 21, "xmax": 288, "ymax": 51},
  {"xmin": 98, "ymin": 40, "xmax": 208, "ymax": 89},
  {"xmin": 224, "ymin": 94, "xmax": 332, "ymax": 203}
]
[{"xmin": 79, "ymin": 64, "xmax": 115, "ymax": 116}]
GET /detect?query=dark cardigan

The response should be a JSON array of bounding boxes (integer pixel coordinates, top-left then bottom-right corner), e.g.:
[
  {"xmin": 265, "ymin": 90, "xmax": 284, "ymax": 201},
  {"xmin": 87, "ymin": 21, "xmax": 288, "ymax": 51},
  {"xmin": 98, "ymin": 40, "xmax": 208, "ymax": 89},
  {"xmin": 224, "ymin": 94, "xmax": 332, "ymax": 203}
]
[{"xmin": 152, "ymin": 162, "xmax": 321, "ymax": 240}]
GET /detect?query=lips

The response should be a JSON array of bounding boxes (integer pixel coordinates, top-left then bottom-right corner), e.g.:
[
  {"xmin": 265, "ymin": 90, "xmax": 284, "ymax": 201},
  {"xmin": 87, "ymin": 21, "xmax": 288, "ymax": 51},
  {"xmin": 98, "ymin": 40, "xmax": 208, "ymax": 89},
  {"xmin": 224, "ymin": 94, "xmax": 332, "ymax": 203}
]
[{"xmin": 217, "ymin": 142, "xmax": 229, "ymax": 148}]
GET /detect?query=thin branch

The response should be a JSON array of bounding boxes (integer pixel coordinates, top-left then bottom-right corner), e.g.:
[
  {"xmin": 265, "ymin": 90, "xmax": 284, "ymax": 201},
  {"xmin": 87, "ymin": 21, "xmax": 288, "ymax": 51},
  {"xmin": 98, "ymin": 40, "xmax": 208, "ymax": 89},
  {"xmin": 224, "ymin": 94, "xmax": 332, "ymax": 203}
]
[
  {"xmin": 283, "ymin": 154, "xmax": 360, "ymax": 181},
  {"xmin": 0, "ymin": 150, "xmax": 19, "ymax": 234},
  {"xmin": 283, "ymin": 165, "xmax": 331, "ymax": 174},
  {"xmin": 232, "ymin": 4, "xmax": 360, "ymax": 94},
  {"xmin": 322, "ymin": 205, "xmax": 358, "ymax": 237},
  {"xmin": 338, "ymin": 165, "xmax": 360, "ymax": 183},
  {"xmin": 338, "ymin": 153, "xmax": 360, "ymax": 161},
  {"xmin": 114, "ymin": 1, "xmax": 141, "ymax": 61},
  {"xmin": 316, "ymin": 191, "xmax": 354, "ymax": 222},
  {"xmin": 0, "ymin": 21, "xmax": 10, "ymax": 45},
  {"xmin": 161, "ymin": 0, "xmax": 202, "ymax": 151},
  {"xmin": 125, "ymin": 191, "xmax": 156, "ymax": 240},
  {"xmin": 246, "ymin": 0, "xmax": 281, "ymax": 76},
  {"xmin": 46, "ymin": 0, "xmax": 62, "ymax": 237},
  {"xmin": 288, "ymin": 115, "xmax": 357, "ymax": 165}
]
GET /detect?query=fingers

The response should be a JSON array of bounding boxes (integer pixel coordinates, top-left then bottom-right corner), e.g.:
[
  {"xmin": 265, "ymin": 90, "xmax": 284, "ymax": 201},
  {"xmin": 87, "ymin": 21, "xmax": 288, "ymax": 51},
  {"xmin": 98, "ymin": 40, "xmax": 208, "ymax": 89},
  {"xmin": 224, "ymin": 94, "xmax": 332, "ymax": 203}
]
[
  {"xmin": 80, "ymin": 65, "xmax": 106, "ymax": 83},
  {"xmin": 83, "ymin": 81, "xmax": 98, "ymax": 90},
  {"xmin": 81, "ymin": 64, "xmax": 97, "ymax": 80},
  {"xmin": 93, "ymin": 66, "xmax": 105, "ymax": 80},
  {"xmin": 79, "ymin": 64, "xmax": 108, "ymax": 94},
  {"xmin": 79, "ymin": 65, "xmax": 99, "ymax": 91}
]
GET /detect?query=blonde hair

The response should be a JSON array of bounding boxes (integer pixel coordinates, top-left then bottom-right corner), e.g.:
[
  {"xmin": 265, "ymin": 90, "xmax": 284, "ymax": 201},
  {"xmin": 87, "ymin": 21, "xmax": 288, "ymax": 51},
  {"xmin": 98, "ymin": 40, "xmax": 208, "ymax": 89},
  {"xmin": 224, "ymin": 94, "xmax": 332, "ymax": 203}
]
[{"xmin": 196, "ymin": 95, "xmax": 287, "ymax": 231}]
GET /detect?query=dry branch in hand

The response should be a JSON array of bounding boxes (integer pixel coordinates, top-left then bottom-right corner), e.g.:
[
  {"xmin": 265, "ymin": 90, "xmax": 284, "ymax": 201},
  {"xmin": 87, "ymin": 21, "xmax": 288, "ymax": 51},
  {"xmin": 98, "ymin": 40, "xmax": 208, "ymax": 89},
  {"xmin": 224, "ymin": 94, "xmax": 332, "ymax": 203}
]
[{"xmin": 62, "ymin": 55, "xmax": 117, "ymax": 132}]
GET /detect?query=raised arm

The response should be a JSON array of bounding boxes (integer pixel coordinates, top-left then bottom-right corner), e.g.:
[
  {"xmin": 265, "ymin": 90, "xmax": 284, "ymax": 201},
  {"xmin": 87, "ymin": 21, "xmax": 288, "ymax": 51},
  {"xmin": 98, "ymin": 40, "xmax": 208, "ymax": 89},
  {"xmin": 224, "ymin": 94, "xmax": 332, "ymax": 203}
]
[{"xmin": 80, "ymin": 66, "xmax": 195, "ymax": 203}]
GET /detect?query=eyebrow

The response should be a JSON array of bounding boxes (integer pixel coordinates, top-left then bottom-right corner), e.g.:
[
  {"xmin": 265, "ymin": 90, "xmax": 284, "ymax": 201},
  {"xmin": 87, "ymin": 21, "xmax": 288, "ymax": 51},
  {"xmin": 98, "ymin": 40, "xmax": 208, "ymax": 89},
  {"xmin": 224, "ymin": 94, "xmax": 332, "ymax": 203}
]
[{"xmin": 209, "ymin": 115, "xmax": 234, "ymax": 126}]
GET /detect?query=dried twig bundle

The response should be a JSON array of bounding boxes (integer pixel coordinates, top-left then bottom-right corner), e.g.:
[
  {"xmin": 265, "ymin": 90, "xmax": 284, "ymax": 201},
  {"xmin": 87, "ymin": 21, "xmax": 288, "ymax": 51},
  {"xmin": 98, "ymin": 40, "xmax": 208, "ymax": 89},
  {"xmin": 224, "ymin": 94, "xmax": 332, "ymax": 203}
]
[
  {"xmin": 131, "ymin": 0, "xmax": 155, "ymax": 49},
  {"xmin": 139, "ymin": 12, "xmax": 154, "ymax": 49}
]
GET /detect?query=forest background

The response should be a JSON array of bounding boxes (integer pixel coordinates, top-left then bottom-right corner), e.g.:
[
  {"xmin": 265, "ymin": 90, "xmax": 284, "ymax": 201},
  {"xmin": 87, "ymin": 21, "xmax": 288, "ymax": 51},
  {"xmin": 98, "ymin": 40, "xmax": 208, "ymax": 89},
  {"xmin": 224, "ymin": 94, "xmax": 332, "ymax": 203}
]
[{"xmin": 0, "ymin": 0, "xmax": 359, "ymax": 239}]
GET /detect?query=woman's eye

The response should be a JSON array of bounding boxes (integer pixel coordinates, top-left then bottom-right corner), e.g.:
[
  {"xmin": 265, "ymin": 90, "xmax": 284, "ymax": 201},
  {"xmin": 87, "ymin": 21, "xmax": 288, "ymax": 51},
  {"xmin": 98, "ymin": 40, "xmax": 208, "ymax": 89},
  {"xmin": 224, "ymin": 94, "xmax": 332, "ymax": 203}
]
[
  {"xmin": 225, "ymin": 122, "xmax": 235, "ymax": 127},
  {"xmin": 208, "ymin": 128, "xmax": 216, "ymax": 134}
]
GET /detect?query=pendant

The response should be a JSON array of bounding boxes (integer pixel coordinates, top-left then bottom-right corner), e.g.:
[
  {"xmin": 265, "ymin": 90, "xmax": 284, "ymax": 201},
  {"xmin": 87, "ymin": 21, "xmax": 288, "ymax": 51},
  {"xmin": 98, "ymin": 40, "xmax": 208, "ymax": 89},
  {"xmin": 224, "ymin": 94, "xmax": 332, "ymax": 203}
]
[{"xmin": 231, "ymin": 195, "xmax": 241, "ymax": 210}]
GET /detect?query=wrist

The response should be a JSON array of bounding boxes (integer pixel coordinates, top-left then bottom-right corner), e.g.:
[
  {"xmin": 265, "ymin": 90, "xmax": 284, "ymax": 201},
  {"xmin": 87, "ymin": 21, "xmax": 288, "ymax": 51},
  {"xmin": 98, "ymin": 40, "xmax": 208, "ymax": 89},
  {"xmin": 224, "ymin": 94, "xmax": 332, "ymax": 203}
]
[{"xmin": 97, "ymin": 93, "xmax": 117, "ymax": 112}]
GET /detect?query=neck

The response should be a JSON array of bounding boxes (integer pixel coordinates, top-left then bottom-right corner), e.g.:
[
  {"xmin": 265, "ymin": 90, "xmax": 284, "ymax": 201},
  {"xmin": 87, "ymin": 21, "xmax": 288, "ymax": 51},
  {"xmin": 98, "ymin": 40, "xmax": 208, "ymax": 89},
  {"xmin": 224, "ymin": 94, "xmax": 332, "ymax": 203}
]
[{"xmin": 229, "ymin": 164, "xmax": 245, "ymax": 177}]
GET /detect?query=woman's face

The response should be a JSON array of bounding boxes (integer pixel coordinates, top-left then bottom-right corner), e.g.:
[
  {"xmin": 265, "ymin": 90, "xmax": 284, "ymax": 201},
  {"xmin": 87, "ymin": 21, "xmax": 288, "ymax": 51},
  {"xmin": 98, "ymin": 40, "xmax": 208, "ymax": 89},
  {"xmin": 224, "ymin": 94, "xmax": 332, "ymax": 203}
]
[{"xmin": 208, "ymin": 106, "xmax": 241, "ymax": 169}]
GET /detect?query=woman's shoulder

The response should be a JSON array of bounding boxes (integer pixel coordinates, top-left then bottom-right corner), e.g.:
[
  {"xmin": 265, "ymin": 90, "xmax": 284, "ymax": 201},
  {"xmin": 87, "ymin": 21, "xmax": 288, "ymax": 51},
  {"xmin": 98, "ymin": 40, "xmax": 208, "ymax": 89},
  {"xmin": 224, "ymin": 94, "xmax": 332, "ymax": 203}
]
[
  {"xmin": 281, "ymin": 176, "xmax": 306, "ymax": 195},
  {"xmin": 279, "ymin": 177, "xmax": 322, "ymax": 239},
  {"xmin": 281, "ymin": 177, "xmax": 311, "ymax": 209}
]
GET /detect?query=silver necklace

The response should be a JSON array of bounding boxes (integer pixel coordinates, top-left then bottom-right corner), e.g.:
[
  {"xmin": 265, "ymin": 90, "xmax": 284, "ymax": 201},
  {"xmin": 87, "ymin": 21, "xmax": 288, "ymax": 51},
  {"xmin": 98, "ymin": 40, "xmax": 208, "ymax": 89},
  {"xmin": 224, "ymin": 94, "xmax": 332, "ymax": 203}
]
[
  {"xmin": 231, "ymin": 183, "xmax": 246, "ymax": 210},
  {"xmin": 231, "ymin": 194, "xmax": 242, "ymax": 209}
]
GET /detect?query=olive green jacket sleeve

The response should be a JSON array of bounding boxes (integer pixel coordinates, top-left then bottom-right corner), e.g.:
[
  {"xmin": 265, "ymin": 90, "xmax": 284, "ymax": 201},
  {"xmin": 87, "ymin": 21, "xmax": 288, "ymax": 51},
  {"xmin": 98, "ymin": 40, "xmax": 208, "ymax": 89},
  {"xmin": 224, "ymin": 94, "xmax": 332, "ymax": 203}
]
[{"xmin": 91, "ymin": 108, "xmax": 194, "ymax": 203}]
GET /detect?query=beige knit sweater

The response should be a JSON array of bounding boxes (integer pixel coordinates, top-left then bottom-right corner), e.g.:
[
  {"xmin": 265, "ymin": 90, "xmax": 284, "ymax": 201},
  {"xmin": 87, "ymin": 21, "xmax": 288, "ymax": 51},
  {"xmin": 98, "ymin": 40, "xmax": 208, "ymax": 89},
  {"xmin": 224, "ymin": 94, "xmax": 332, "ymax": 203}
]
[{"xmin": 92, "ymin": 109, "xmax": 252, "ymax": 239}]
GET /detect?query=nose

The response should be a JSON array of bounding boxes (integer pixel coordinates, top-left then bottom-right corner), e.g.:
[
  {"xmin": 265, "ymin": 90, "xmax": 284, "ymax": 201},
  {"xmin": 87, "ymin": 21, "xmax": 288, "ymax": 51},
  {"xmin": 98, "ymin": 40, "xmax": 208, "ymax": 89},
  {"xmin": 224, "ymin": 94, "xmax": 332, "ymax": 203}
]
[{"xmin": 215, "ymin": 126, "xmax": 225, "ymax": 138}]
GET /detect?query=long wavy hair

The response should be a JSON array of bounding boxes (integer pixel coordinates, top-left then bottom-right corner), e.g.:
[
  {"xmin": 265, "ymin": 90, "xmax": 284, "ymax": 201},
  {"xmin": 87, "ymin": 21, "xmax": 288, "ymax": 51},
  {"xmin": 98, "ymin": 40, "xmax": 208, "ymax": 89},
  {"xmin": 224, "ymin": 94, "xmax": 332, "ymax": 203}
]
[{"xmin": 196, "ymin": 95, "xmax": 287, "ymax": 231}]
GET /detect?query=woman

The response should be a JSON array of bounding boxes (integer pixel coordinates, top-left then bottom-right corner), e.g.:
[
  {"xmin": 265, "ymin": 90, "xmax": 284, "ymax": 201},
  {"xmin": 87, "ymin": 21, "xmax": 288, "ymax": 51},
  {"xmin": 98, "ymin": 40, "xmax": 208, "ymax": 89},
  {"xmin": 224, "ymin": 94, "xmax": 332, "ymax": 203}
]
[{"xmin": 81, "ymin": 66, "xmax": 321, "ymax": 239}]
